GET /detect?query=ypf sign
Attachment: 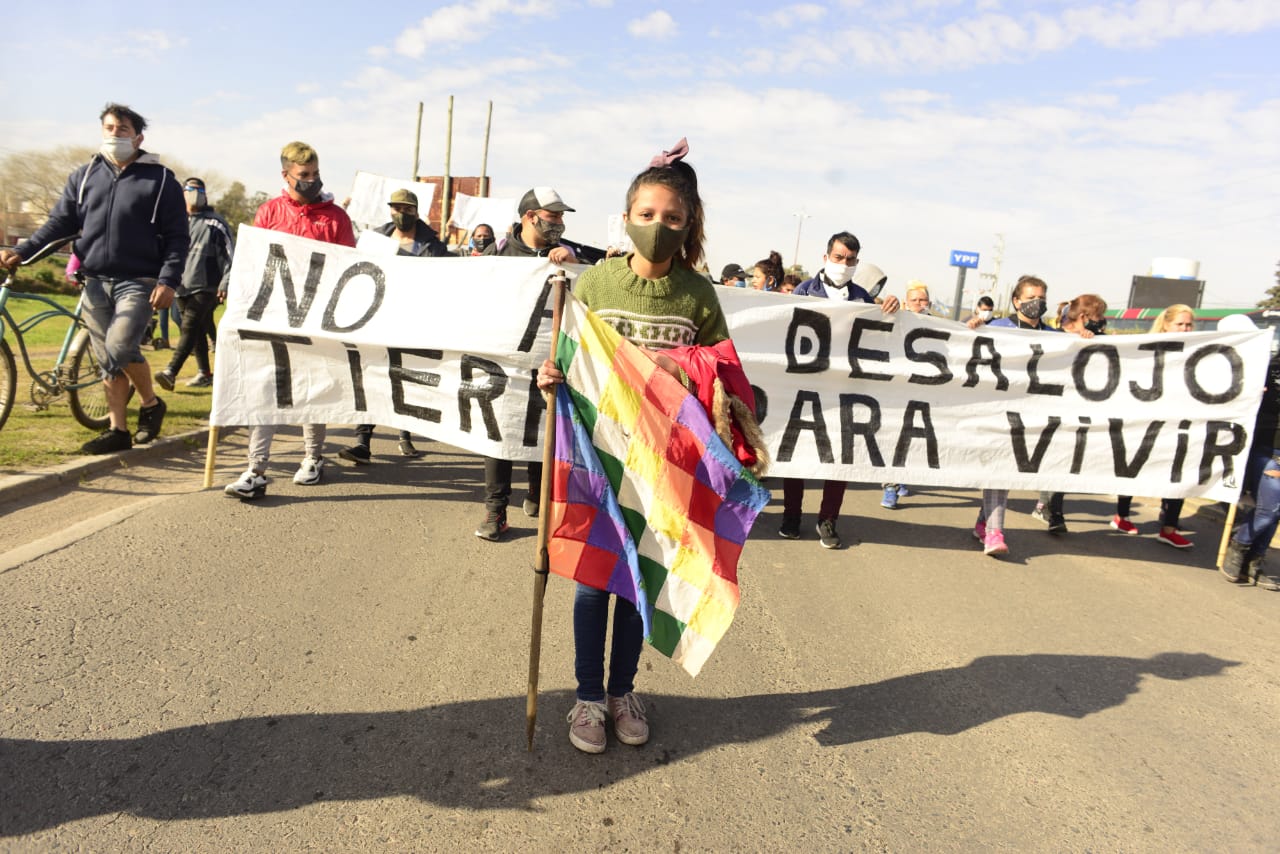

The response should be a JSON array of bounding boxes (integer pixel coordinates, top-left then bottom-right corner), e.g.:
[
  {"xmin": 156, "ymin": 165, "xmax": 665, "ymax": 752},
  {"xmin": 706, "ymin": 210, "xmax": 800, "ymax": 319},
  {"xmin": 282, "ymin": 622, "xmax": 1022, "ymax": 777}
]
[{"xmin": 948, "ymin": 249, "xmax": 980, "ymax": 319}]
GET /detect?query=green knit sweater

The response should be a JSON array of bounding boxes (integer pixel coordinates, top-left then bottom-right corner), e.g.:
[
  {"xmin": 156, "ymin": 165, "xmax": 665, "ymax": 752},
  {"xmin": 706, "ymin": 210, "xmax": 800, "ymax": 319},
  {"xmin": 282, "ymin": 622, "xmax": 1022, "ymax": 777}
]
[{"xmin": 573, "ymin": 255, "xmax": 729, "ymax": 350}]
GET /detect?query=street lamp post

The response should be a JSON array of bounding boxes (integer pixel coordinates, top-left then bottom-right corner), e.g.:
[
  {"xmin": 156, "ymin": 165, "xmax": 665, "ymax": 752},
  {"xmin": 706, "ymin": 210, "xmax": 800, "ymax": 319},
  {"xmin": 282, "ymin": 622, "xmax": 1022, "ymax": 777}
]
[{"xmin": 791, "ymin": 211, "xmax": 811, "ymax": 270}]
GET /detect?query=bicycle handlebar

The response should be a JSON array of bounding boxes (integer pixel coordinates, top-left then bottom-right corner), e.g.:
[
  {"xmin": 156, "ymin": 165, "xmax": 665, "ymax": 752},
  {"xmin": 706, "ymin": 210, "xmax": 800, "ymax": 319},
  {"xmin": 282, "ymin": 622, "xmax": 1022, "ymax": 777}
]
[{"xmin": 2, "ymin": 235, "xmax": 79, "ymax": 288}]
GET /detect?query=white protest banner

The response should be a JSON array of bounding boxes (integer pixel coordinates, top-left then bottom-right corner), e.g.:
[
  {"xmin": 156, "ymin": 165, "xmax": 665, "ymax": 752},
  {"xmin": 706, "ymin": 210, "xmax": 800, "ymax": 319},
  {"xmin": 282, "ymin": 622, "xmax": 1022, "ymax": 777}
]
[
  {"xmin": 212, "ymin": 226, "xmax": 560, "ymax": 463},
  {"xmin": 719, "ymin": 287, "xmax": 1268, "ymax": 502},
  {"xmin": 346, "ymin": 172, "xmax": 437, "ymax": 231},
  {"xmin": 212, "ymin": 229, "xmax": 1268, "ymax": 502},
  {"xmin": 354, "ymin": 230, "xmax": 398, "ymax": 256},
  {"xmin": 449, "ymin": 192, "xmax": 517, "ymax": 231},
  {"xmin": 606, "ymin": 214, "xmax": 632, "ymax": 253}
]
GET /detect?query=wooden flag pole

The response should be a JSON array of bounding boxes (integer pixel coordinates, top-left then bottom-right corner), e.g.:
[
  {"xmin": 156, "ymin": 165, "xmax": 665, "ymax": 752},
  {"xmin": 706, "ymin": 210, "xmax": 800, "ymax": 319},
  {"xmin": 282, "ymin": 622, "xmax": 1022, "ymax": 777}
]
[
  {"xmin": 1216, "ymin": 501, "xmax": 1238, "ymax": 569},
  {"xmin": 527, "ymin": 270, "xmax": 567, "ymax": 751},
  {"xmin": 203, "ymin": 426, "xmax": 219, "ymax": 489}
]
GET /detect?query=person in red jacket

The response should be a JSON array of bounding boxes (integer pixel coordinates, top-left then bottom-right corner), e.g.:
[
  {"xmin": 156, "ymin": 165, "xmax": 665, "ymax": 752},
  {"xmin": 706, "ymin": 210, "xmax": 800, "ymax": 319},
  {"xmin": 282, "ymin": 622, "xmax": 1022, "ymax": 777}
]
[{"xmin": 224, "ymin": 141, "xmax": 355, "ymax": 500}]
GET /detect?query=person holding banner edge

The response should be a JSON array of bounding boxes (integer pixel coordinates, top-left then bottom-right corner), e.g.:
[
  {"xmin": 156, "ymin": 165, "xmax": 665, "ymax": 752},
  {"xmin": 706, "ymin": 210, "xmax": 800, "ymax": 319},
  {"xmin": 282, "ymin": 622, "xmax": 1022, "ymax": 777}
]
[
  {"xmin": 337, "ymin": 188, "xmax": 448, "ymax": 464},
  {"xmin": 535, "ymin": 140, "xmax": 731, "ymax": 754},
  {"xmin": 474, "ymin": 187, "xmax": 579, "ymax": 541},
  {"xmin": 779, "ymin": 232, "xmax": 900, "ymax": 549},
  {"xmin": 973, "ymin": 275, "xmax": 1059, "ymax": 556},
  {"xmin": 1111, "ymin": 304, "xmax": 1194, "ymax": 548},
  {"xmin": 224, "ymin": 141, "xmax": 355, "ymax": 500}
]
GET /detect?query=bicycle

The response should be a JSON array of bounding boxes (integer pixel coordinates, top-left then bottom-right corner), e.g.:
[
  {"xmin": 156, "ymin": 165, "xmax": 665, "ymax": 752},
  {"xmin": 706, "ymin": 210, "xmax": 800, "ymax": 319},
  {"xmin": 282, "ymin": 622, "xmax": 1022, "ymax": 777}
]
[{"xmin": 0, "ymin": 238, "xmax": 114, "ymax": 432}]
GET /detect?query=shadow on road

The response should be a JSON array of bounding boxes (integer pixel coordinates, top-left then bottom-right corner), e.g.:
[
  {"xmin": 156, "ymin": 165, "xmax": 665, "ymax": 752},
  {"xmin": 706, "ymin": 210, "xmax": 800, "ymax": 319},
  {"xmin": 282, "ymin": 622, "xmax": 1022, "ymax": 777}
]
[{"xmin": 0, "ymin": 651, "xmax": 1237, "ymax": 834}]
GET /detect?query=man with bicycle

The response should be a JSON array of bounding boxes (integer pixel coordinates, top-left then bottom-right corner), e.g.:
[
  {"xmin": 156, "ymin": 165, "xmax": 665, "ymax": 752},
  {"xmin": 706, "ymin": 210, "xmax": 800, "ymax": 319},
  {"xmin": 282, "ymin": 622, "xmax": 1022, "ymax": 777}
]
[{"xmin": 0, "ymin": 103, "xmax": 188, "ymax": 454}]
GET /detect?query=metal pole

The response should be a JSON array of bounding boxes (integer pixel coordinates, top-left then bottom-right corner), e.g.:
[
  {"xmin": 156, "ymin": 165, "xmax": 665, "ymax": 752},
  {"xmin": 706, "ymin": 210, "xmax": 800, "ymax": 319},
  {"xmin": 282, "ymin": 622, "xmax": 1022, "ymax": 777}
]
[
  {"xmin": 791, "ymin": 212, "xmax": 810, "ymax": 269},
  {"xmin": 479, "ymin": 100, "xmax": 493, "ymax": 198},
  {"xmin": 951, "ymin": 267, "xmax": 967, "ymax": 321},
  {"xmin": 412, "ymin": 102, "xmax": 423, "ymax": 179},
  {"xmin": 441, "ymin": 96, "xmax": 454, "ymax": 237}
]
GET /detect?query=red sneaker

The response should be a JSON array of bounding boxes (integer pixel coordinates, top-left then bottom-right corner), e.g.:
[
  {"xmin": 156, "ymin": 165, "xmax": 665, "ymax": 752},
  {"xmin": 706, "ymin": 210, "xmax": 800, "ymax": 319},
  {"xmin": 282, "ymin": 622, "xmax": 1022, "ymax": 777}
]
[
  {"xmin": 1156, "ymin": 529, "xmax": 1192, "ymax": 549},
  {"xmin": 1110, "ymin": 516, "xmax": 1138, "ymax": 535}
]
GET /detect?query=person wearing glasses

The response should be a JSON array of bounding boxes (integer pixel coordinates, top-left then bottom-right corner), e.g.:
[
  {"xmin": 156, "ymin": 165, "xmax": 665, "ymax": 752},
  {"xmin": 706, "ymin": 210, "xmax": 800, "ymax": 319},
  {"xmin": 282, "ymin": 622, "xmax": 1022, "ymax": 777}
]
[
  {"xmin": 780, "ymin": 231, "xmax": 899, "ymax": 550},
  {"xmin": 154, "ymin": 177, "xmax": 232, "ymax": 391}
]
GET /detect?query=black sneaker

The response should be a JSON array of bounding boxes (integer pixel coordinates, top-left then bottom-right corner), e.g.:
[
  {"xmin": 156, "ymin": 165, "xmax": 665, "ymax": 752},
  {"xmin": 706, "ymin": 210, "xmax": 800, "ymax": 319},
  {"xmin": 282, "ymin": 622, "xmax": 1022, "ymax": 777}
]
[
  {"xmin": 133, "ymin": 397, "xmax": 166, "ymax": 444},
  {"xmin": 1047, "ymin": 514, "xmax": 1069, "ymax": 534},
  {"xmin": 339, "ymin": 443, "xmax": 372, "ymax": 464},
  {"xmin": 81, "ymin": 428, "xmax": 132, "ymax": 455},
  {"xmin": 778, "ymin": 515, "xmax": 801, "ymax": 539},
  {"xmin": 816, "ymin": 518, "xmax": 843, "ymax": 550},
  {"xmin": 522, "ymin": 495, "xmax": 539, "ymax": 518},
  {"xmin": 153, "ymin": 370, "xmax": 175, "ymax": 391},
  {"xmin": 475, "ymin": 510, "xmax": 509, "ymax": 542},
  {"xmin": 398, "ymin": 438, "xmax": 423, "ymax": 458}
]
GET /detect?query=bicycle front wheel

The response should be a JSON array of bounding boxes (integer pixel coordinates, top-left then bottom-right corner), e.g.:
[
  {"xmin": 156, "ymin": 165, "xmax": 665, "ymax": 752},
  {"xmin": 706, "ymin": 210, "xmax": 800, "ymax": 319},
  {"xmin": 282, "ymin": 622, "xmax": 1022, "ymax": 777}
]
[
  {"xmin": 67, "ymin": 328, "xmax": 113, "ymax": 431},
  {"xmin": 0, "ymin": 338, "xmax": 15, "ymax": 431}
]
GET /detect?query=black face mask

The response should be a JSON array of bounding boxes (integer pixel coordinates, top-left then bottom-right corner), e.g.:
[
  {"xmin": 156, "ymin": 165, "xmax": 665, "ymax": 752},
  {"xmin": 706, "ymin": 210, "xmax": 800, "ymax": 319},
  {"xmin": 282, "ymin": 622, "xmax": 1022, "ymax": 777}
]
[
  {"xmin": 1084, "ymin": 318, "xmax": 1107, "ymax": 335},
  {"xmin": 293, "ymin": 177, "xmax": 323, "ymax": 202},
  {"xmin": 473, "ymin": 236, "xmax": 494, "ymax": 251},
  {"xmin": 392, "ymin": 212, "xmax": 417, "ymax": 232}
]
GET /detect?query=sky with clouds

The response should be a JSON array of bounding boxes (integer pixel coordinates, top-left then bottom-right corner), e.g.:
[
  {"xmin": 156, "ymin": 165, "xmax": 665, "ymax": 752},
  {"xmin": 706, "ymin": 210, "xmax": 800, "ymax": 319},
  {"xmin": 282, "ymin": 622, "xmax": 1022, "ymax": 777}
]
[{"xmin": 2, "ymin": 0, "xmax": 1277, "ymax": 311}]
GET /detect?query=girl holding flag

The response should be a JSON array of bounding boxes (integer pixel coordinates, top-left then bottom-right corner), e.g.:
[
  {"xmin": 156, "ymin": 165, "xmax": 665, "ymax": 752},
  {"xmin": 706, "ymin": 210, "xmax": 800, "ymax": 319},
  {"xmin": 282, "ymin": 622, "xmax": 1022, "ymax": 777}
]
[{"xmin": 536, "ymin": 139, "xmax": 731, "ymax": 754}]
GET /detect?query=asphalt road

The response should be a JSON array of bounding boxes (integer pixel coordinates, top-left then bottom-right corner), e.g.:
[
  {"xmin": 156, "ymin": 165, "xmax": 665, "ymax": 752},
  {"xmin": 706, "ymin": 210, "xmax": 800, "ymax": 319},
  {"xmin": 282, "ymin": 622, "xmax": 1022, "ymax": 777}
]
[{"xmin": 1, "ymin": 429, "xmax": 1277, "ymax": 852}]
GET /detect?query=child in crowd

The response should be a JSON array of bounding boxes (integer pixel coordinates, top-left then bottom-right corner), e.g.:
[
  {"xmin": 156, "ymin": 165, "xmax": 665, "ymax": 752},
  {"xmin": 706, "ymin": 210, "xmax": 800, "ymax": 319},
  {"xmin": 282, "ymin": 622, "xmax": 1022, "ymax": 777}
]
[
  {"xmin": 536, "ymin": 139, "xmax": 730, "ymax": 754},
  {"xmin": 974, "ymin": 275, "xmax": 1057, "ymax": 556}
]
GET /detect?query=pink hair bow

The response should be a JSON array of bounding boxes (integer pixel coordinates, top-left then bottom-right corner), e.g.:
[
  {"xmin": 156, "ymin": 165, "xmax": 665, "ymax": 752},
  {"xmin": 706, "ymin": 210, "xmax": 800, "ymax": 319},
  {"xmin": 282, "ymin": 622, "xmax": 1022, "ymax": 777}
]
[{"xmin": 648, "ymin": 137, "xmax": 689, "ymax": 168}]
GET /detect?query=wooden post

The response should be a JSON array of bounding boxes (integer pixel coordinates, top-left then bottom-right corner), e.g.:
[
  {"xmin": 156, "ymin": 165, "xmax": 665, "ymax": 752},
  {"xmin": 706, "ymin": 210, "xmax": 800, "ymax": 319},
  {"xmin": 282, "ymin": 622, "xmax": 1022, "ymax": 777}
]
[
  {"xmin": 411, "ymin": 102, "xmax": 423, "ymax": 179},
  {"xmin": 1216, "ymin": 502, "xmax": 1238, "ymax": 569},
  {"xmin": 441, "ymin": 96, "xmax": 454, "ymax": 236},
  {"xmin": 202, "ymin": 426, "xmax": 219, "ymax": 489},
  {"xmin": 527, "ymin": 271, "xmax": 567, "ymax": 751},
  {"xmin": 480, "ymin": 100, "xmax": 493, "ymax": 198}
]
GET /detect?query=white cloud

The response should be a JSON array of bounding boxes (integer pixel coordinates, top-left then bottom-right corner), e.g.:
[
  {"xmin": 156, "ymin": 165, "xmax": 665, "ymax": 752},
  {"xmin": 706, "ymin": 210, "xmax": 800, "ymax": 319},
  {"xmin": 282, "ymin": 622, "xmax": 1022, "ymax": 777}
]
[
  {"xmin": 756, "ymin": 4, "xmax": 828, "ymax": 29},
  {"xmin": 628, "ymin": 10, "xmax": 678, "ymax": 39},
  {"xmin": 837, "ymin": 0, "xmax": 1280, "ymax": 71},
  {"xmin": 111, "ymin": 30, "xmax": 187, "ymax": 59},
  {"xmin": 393, "ymin": 0, "xmax": 555, "ymax": 57},
  {"xmin": 881, "ymin": 89, "xmax": 948, "ymax": 106}
]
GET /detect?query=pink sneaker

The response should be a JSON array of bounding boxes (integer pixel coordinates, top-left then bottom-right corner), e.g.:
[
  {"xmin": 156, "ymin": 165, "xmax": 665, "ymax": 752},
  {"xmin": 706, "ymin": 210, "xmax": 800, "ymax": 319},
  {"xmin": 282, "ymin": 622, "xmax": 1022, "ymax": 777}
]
[
  {"xmin": 973, "ymin": 520, "xmax": 986, "ymax": 542},
  {"xmin": 1110, "ymin": 516, "xmax": 1138, "ymax": 534},
  {"xmin": 1156, "ymin": 529, "xmax": 1192, "ymax": 549},
  {"xmin": 983, "ymin": 529, "xmax": 1009, "ymax": 556}
]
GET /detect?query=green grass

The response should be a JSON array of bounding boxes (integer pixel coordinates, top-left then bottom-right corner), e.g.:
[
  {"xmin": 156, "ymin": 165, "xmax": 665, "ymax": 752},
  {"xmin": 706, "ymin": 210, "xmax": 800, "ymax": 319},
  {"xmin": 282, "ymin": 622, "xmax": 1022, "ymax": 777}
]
[{"xmin": 0, "ymin": 295, "xmax": 222, "ymax": 472}]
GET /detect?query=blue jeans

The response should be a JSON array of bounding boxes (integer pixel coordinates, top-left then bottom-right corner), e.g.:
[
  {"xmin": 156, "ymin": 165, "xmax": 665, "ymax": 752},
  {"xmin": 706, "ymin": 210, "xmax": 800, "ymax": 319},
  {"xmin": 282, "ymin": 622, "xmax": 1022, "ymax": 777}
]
[
  {"xmin": 573, "ymin": 584, "xmax": 643, "ymax": 702},
  {"xmin": 80, "ymin": 277, "xmax": 154, "ymax": 378},
  {"xmin": 1234, "ymin": 450, "xmax": 1280, "ymax": 558}
]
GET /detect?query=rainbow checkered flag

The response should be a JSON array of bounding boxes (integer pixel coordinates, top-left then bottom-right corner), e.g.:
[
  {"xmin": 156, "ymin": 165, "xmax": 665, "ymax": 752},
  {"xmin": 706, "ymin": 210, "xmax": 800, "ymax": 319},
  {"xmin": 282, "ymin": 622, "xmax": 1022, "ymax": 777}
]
[{"xmin": 547, "ymin": 293, "xmax": 771, "ymax": 676}]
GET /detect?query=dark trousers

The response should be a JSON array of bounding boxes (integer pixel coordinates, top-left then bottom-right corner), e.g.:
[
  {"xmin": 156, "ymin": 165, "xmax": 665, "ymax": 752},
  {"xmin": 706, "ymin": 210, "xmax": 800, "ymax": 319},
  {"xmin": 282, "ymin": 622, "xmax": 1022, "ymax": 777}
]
[
  {"xmin": 1116, "ymin": 496, "xmax": 1186, "ymax": 529},
  {"xmin": 1039, "ymin": 491, "xmax": 1065, "ymax": 518},
  {"xmin": 483, "ymin": 457, "xmax": 543, "ymax": 513},
  {"xmin": 353, "ymin": 424, "xmax": 411, "ymax": 445},
  {"xmin": 166, "ymin": 291, "xmax": 218, "ymax": 376},
  {"xmin": 781, "ymin": 478, "xmax": 846, "ymax": 521}
]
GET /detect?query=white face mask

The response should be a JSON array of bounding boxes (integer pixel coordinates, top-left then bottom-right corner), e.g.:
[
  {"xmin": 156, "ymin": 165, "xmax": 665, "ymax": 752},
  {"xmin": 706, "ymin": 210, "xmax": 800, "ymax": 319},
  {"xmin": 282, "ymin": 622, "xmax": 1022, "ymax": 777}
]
[
  {"xmin": 101, "ymin": 136, "xmax": 137, "ymax": 164},
  {"xmin": 823, "ymin": 259, "xmax": 854, "ymax": 287},
  {"xmin": 978, "ymin": 309, "xmax": 993, "ymax": 321}
]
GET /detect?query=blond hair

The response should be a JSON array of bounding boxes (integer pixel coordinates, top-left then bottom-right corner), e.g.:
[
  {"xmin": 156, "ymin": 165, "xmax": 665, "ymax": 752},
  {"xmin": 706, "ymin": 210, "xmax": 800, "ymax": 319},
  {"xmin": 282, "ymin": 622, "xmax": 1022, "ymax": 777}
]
[
  {"xmin": 1151, "ymin": 304, "xmax": 1194, "ymax": 334},
  {"xmin": 280, "ymin": 141, "xmax": 318, "ymax": 169}
]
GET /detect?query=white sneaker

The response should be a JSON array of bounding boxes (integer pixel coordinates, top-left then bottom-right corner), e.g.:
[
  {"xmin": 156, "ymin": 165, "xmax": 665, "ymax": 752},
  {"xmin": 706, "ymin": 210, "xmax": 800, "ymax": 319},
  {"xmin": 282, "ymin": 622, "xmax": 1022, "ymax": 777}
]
[
  {"xmin": 293, "ymin": 456, "xmax": 325, "ymax": 485},
  {"xmin": 224, "ymin": 470, "xmax": 267, "ymax": 500}
]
